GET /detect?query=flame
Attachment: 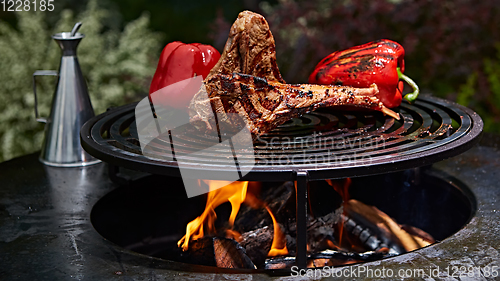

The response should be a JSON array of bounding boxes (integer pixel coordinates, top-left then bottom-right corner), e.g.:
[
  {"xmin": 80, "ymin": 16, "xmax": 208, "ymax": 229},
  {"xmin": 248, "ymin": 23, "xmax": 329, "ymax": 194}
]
[
  {"xmin": 326, "ymin": 178, "xmax": 352, "ymax": 248},
  {"xmin": 326, "ymin": 178, "xmax": 351, "ymax": 202},
  {"xmin": 178, "ymin": 180, "xmax": 288, "ymax": 257},
  {"xmin": 326, "ymin": 239, "xmax": 341, "ymax": 250},
  {"xmin": 266, "ymin": 205, "xmax": 289, "ymax": 256},
  {"xmin": 244, "ymin": 189, "xmax": 289, "ymax": 257},
  {"xmin": 225, "ymin": 229, "xmax": 242, "ymax": 243},
  {"xmin": 177, "ymin": 180, "xmax": 248, "ymax": 251},
  {"xmin": 243, "ymin": 186, "xmax": 263, "ymax": 209}
]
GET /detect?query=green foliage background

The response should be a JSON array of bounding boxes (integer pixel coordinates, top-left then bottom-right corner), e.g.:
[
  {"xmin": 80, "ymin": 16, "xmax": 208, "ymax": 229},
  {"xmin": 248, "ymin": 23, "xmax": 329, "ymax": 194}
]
[
  {"xmin": 458, "ymin": 45, "xmax": 500, "ymax": 133},
  {"xmin": 0, "ymin": 0, "xmax": 163, "ymax": 162}
]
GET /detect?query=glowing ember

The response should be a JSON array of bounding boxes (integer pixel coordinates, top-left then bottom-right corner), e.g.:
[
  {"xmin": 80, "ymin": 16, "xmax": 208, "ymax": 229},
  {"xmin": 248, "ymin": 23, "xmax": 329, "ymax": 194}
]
[{"xmin": 177, "ymin": 180, "xmax": 248, "ymax": 251}]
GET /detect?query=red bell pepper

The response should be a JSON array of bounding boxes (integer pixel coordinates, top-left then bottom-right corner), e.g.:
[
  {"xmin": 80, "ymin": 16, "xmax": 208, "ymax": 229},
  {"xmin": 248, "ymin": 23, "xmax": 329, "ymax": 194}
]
[
  {"xmin": 149, "ymin": 41, "xmax": 220, "ymax": 109},
  {"xmin": 308, "ymin": 39, "xmax": 419, "ymax": 108}
]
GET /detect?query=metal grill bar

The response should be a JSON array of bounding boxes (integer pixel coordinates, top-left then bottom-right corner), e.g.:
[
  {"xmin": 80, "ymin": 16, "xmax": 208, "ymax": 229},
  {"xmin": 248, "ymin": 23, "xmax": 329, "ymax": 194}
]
[
  {"xmin": 295, "ymin": 171, "xmax": 308, "ymax": 268},
  {"xmin": 81, "ymin": 96, "xmax": 483, "ymax": 181}
]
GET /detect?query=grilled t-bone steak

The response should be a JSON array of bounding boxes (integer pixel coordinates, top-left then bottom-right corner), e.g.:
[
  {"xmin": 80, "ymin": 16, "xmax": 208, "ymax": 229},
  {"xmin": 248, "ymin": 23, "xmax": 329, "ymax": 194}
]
[
  {"xmin": 188, "ymin": 11, "xmax": 399, "ymax": 140},
  {"xmin": 203, "ymin": 10, "xmax": 285, "ymax": 84}
]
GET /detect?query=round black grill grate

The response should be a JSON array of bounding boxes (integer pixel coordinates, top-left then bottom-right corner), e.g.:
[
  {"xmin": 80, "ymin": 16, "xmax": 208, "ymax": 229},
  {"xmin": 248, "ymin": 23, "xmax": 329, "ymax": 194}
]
[{"xmin": 81, "ymin": 96, "xmax": 482, "ymax": 181}]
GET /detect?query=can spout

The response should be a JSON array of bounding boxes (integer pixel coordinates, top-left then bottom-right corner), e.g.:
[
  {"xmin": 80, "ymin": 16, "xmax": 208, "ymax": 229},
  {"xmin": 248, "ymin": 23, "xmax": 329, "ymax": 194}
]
[{"xmin": 70, "ymin": 22, "xmax": 82, "ymax": 37}]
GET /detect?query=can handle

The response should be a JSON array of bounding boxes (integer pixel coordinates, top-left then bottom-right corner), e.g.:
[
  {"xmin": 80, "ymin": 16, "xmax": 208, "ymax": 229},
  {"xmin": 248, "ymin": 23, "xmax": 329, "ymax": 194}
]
[{"xmin": 33, "ymin": 70, "xmax": 58, "ymax": 123}]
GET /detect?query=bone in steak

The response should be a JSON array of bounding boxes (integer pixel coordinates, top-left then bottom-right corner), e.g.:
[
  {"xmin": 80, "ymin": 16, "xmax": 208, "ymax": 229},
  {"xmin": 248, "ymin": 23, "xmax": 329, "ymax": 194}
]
[
  {"xmin": 204, "ymin": 10, "xmax": 285, "ymax": 83},
  {"xmin": 190, "ymin": 73, "xmax": 397, "ymax": 140},
  {"xmin": 188, "ymin": 11, "xmax": 399, "ymax": 140}
]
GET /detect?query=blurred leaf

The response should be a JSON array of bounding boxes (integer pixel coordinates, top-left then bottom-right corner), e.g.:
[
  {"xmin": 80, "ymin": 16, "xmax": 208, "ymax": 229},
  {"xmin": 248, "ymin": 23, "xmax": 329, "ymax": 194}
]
[
  {"xmin": 456, "ymin": 73, "xmax": 477, "ymax": 107},
  {"xmin": 0, "ymin": 0, "xmax": 163, "ymax": 162}
]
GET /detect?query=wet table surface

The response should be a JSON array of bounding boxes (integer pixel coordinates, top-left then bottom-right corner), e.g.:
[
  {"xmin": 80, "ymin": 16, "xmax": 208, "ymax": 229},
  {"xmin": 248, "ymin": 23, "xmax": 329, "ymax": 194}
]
[{"xmin": 1, "ymin": 135, "xmax": 499, "ymax": 280}]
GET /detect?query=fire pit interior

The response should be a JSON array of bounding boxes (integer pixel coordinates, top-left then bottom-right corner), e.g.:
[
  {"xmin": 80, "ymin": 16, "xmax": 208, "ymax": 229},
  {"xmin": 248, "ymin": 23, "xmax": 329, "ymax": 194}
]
[{"xmin": 90, "ymin": 167, "xmax": 475, "ymax": 270}]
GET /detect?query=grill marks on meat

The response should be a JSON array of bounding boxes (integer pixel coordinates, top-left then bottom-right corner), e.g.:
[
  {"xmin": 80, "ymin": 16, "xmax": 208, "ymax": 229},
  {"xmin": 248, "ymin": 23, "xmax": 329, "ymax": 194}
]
[
  {"xmin": 188, "ymin": 11, "xmax": 399, "ymax": 140},
  {"xmin": 191, "ymin": 73, "xmax": 397, "ymax": 139}
]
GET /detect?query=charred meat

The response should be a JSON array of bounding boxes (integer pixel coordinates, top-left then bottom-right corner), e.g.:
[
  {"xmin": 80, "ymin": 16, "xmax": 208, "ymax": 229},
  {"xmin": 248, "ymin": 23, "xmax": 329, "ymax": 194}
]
[{"xmin": 188, "ymin": 11, "xmax": 398, "ymax": 140}]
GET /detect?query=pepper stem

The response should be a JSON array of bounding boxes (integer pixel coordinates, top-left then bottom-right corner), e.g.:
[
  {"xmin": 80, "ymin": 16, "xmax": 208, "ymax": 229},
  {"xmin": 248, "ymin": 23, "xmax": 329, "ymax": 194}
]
[{"xmin": 397, "ymin": 67, "xmax": 419, "ymax": 103}]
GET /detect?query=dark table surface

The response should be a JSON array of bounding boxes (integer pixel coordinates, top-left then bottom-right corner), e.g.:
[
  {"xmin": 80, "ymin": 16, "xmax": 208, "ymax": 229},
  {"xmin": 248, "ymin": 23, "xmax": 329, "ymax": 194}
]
[{"xmin": 1, "ymin": 135, "xmax": 500, "ymax": 280}]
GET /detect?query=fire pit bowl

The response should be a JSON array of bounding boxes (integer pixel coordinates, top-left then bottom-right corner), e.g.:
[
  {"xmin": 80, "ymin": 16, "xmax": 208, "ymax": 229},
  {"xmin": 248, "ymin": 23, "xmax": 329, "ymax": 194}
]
[
  {"xmin": 81, "ymin": 95, "xmax": 483, "ymax": 268},
  {"xmin": 90, "ymin": 166, "xmax": 475, "ymax": 272}
]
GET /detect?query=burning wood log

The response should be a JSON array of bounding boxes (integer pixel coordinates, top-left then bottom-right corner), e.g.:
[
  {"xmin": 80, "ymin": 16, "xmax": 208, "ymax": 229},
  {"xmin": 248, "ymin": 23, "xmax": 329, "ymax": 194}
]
[
  {"xmin": 264, "ymin": 256, "xmax": 296, "ymax": 270},
  {"xmin": 238, "ymin": 197, "xmax": 435, "ymax": 268},
  {"xmin": 239, "ymin": 209, "xmax": 343, "ymax": 267},
  {"xmin": 240, "ymin": 225, "xmax": 275, "ymax": 267},
  {"xmin": 234, "ymin": 181, "xmax": 295, "ymax": 232},
  {"xmin": 181, "ymin": 237, "xmax": 216, "ymax": 267},
  {"xmin": 342, "ymin": 199, "xmax": 434, "ymax": 252},
  {"xmin": 401, "ymin": 224, "xmax": 436, "ymax": 244},
  {"xmin": 176, "ymin": 178, "xmax": 434, "ymax": 269},
  {"xmin": 180, "ymin": 237, "xmax": 256, "ymax": 269},
  {"xmin": 213, "ymin": 237, "xmax": 256, "ymax": 269},
  {"xmin": 264, "ymin": 250, "xmax": 392, "ymax": 269}
]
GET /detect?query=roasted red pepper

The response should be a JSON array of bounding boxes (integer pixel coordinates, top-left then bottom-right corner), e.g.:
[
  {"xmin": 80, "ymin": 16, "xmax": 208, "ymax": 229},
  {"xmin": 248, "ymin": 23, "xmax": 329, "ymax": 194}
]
[
  {"xmin": 308, "ymin": 39, "xmax": 419, "ymax": 108},
  {"xmin": 149, "ymin": 41, "xmax": 220, "ymax": 108}
]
